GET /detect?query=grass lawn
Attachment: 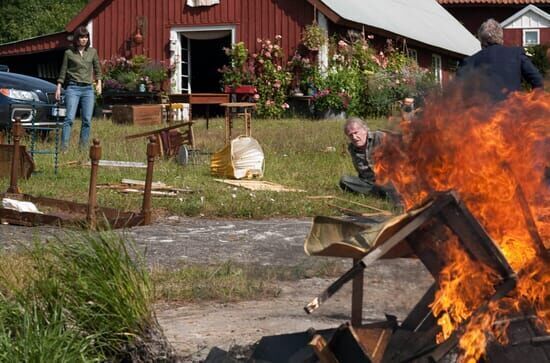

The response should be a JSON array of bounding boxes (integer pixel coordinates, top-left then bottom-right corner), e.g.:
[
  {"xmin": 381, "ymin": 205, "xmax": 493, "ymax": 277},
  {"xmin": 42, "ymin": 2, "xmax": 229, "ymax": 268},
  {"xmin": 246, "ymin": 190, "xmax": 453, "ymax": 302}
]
[{"xmin": 1, "ymin": 116, "xmax": 397, "ymax": 218}]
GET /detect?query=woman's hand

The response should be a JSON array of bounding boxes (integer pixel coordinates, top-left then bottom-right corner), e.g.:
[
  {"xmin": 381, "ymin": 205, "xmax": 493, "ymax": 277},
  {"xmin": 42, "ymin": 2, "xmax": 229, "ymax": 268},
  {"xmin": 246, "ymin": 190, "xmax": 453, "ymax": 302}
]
[
  {"xmin": 55, "ymin": 84, "xmax": 62, "ymax": 101},
  {"xmin": 95, "ymin": 80, "xmax": 102, "ymax": 96}
]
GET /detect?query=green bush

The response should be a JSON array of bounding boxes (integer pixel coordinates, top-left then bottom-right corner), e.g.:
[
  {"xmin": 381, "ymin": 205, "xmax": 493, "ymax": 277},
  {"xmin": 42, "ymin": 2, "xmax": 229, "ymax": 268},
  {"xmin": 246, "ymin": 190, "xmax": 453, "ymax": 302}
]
[
  {"xmin": 312, "ymin": 35, "xmax": 437, "ymax": 117},
  {"xmin": 220, "ymin": 37, "xmax": 291, "ymax": 118},
  {"xmin": 0, "ymin": 232, "xmax": 170, "ymax": 362},
  {"xmin": 526, "ymin": 44, "xmax": 550, "ymax": 77}
]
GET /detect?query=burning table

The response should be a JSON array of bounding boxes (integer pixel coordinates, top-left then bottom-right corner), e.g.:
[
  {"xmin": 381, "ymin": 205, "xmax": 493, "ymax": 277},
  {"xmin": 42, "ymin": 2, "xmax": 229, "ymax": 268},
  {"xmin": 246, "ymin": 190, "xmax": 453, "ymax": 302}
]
[{"xmin": 302, "ymin": 191, "xmax": 548, "ymax": 362}]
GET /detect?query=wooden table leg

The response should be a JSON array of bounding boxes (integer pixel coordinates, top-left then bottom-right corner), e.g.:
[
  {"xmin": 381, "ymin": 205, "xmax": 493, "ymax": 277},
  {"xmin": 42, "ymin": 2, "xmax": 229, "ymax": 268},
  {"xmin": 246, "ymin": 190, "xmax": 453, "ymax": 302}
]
[
  {"xmin": 245, "ymin": 108, "xmax": 251, "ymax": 137},
  {"xmin": 224, "ymin": 106, "xmax": 230, "ymax": 144},
  {"xmin": 351, "ymin": 258, "xmax": 364, "ymax": 327},
  {"xmin": 206, "ymin": 105, "xmax": 210, "ymax": 130}
]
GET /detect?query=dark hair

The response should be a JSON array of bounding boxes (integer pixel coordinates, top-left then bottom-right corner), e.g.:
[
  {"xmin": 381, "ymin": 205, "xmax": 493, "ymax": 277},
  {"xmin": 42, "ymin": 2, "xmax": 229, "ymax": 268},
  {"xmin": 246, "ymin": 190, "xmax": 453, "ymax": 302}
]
[{"xmin": 72, "ymin": 26, "xmax": 90, "ymax": 49}]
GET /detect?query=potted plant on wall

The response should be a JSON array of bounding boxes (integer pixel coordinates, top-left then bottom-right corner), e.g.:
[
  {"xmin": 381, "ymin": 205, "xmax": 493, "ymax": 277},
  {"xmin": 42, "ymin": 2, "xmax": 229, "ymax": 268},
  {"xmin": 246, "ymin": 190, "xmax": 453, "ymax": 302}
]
[
  {"xmin": 301, "ymin": 23, "xmax": 327, "ymax": 52},
  {"xmin": 219, "ymin": 42, "xmax": 257, "ymax": 95},
  {"xmin": 101, "ymin": 55, "xmax": 172, "ymax": 93}
]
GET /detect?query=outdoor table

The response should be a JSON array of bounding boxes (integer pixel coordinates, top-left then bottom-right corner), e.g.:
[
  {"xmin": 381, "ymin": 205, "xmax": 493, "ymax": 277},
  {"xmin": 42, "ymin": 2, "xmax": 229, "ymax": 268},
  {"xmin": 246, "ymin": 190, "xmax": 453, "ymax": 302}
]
[
  {"xmin": 168, "ymin": 93, "xmax": 230, "ymax": 128},
  {"xmin": 220, "ymin": 102, "xmax": 256, "ymax": 145}
]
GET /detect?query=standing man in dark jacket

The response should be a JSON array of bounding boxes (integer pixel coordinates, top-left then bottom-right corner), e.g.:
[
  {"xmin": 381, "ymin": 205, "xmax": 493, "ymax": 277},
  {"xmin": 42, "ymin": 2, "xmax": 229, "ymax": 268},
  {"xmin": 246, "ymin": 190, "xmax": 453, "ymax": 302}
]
[{"xmin": 457, "ymin": 18, "xmax": 543, "ymax": 101}]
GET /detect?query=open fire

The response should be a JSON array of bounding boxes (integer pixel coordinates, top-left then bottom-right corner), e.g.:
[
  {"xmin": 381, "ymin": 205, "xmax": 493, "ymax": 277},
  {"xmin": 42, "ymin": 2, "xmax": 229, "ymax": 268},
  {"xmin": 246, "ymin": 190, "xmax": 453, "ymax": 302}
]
[{"xmin": 375, "ymin": 87, "xmax": 549, "ymax": 362}]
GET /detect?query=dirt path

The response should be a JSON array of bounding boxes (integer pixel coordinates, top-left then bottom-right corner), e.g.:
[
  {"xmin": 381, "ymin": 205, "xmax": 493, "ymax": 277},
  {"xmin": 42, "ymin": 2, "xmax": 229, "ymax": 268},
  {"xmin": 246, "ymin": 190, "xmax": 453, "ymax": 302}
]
[{"xmin": 0, "ymin": 217, "xmax": 433, "ymax": 362}]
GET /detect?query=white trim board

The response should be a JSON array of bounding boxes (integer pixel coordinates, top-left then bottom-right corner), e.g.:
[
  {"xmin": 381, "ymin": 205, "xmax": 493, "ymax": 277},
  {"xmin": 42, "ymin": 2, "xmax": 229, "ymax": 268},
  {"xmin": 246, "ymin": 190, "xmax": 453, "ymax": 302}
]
[
  {"xmin": 169, "ymin": 25, "xmax": 236, "ymax": 93},
  {"xmin": 501, "ymin": 5, "xmax": 550, "ymax": 29}
]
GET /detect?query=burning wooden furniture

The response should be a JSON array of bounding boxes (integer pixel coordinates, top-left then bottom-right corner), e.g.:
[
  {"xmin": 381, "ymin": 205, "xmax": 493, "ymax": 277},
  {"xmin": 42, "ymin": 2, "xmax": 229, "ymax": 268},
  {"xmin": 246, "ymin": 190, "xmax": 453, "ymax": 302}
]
[
  {"xmin": 303, "ymin": 191, "xmax": 549, "ymax": 362},
  {"xmin": 0, "ymin": 119, "xmax": 159, "ymax": 229}
]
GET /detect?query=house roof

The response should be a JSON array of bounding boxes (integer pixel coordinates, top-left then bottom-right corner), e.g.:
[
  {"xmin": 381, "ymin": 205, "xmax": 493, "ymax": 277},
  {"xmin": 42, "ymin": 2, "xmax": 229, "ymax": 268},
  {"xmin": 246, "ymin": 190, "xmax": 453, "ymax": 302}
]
[
  {"xmin": 311, "ymin": 0, "xmax": 481, "ymax": 56},
  {"xmin": 0, "ymin": 0, "xmax": 107, "ymax": 56},
  {"xmin": 437, "ymin": 0, "xmax": 550, "ymax": 4},
  {"xmin": 65, "ymin": 0, "xmax": 110, "ymax": 32},
  {"xmin": 0, "ymin": 31, "xmax": 69, "ymax": 57},
  {"xmin": 501, "ymin": 4, "xmax": 550, "ymax": 27}
]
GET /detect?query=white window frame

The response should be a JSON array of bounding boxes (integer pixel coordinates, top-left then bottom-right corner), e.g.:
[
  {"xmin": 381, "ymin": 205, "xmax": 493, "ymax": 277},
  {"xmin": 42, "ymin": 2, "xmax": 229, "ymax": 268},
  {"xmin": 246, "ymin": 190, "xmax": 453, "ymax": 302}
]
[
  {"xmin": 523, "ymin": 28, "xmax": 540, "ymax": 46},
  {"xmin": 169, "ymin": 25, "xmax": 236, "ymax": 93},
  {"xmin": 432, "ymin": 54, "xmax": 442, "ymax": 86},
  {"xmin": 407, "ymin": 48, "xmax": 418, "ymax": 63}
]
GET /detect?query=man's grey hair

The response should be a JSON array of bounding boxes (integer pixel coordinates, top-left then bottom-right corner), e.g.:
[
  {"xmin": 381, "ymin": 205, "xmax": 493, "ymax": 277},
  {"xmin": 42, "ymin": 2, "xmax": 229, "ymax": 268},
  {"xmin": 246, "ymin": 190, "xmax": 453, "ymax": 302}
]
[
  {"xmin": 343, "ymin": 117, "xmax": 368, "ymax": 133},
  {"xmin": 477, "ymin": 19, "xmax": 504, "ymax": 48}
]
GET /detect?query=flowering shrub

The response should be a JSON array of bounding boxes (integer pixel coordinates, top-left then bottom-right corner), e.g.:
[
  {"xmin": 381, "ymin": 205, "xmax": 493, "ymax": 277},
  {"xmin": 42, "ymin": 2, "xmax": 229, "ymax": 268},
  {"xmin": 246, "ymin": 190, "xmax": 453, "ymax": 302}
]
[
  {"xmin": 312, "ymin": 67, "xmax": 358, "ymax": 116},
  {"xmin": 101, "ymin": 55, "xmax": 173, "ymax": 92},
  {"xmin": 251, "ymin": 36, "xmax": 291, "ymax": 118},
  {"xmin": 220, "ymin": 37, "xmax": 291, "ymax": 118},
  {"xmin": 219, "ymin": 42, "xmax": 255, "ymax": 88},
  {"xmin": 287, "ymin": 53, "xmax": 320, "ymax": 95},
  {"xmin": 311, "ymin": 34, "xmax": 436, "ymax": 117}
]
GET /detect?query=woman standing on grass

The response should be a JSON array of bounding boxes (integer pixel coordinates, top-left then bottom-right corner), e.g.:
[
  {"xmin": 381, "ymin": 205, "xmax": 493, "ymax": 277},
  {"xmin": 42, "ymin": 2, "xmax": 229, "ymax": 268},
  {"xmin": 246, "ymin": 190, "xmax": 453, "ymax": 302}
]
[{"xmin": 55, "ymin": 26, "xmax": 102, "ymax": 151}]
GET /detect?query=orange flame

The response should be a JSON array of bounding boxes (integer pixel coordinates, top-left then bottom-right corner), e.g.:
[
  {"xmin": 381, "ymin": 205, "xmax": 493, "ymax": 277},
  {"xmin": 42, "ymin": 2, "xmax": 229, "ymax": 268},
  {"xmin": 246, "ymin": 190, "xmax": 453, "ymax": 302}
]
[
  {"xmin": 375, "ymin": 87, "xmax": 549, "ymax": 361},
  {"xmin": 430, "ymin": 236, "xmax": 500, "ymax": 343}
]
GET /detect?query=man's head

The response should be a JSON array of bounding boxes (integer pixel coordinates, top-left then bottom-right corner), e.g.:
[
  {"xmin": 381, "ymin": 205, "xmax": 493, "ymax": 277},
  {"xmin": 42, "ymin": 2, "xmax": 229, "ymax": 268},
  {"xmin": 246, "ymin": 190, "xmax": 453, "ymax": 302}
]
[
  {"xmin": 477, "ymin": 19, "xmax": 503, "ymax": 48},
  {"xmin": 344, "ymin": 117, "xmax": 369, "ymax": 149}
]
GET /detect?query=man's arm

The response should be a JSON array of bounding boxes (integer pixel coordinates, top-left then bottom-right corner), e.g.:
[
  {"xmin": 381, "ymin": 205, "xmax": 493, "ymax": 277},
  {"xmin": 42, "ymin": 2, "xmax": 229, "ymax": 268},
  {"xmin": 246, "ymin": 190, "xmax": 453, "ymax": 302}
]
[{"xmin": 520, "ymin": 50, "xmax": 543, "ymax": 89}]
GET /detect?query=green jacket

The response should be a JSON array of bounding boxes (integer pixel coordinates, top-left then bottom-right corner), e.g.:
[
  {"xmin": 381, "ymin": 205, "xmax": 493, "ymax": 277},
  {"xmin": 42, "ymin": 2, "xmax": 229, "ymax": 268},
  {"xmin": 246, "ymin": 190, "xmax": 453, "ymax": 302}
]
[{"xmin": 57, "ymin": 47, "xmax": 102, "ymax": 85}]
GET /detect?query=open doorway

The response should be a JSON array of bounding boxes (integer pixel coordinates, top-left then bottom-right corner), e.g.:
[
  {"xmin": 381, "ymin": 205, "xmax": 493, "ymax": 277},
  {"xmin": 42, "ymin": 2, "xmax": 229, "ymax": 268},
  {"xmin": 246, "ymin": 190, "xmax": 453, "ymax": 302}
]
[
  {"xmin": 179, "ymin": 30, "xmax": 232, "ymax": 93},
  {"xmin": 179, "ymin": 30, "xmax": 232, "ymax": 118},
  {"xmin": 190, "ymin": 35, "xmax": 230, "ymax": 93}
]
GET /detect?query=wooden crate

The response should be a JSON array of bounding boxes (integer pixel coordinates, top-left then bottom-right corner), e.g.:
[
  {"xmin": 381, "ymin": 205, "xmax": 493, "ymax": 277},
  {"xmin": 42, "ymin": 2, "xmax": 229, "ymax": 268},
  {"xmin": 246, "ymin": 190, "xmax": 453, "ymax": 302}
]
[{"xmin": 112, "ymin": 105, "xmax": 162, "ymax": 126}]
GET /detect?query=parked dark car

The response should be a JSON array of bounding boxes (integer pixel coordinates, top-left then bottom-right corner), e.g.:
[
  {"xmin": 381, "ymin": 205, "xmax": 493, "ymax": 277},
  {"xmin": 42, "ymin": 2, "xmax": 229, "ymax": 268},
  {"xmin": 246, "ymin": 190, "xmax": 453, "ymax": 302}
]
[{"xmin": 0, "ymin": 71, "xmax": 65, "ymax": 130}]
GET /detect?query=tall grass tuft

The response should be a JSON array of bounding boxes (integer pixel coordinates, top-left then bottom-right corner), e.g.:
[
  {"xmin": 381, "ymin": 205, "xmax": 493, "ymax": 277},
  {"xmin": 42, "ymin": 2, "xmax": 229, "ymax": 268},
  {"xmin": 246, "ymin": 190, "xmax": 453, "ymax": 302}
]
[{"xmin": 0, "ymin": 232, "xmax": 176, "ymax": 362}]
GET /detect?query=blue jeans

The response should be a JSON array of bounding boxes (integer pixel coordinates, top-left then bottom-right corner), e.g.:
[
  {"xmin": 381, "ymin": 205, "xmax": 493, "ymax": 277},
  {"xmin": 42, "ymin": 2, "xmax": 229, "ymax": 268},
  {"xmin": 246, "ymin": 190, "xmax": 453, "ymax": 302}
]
[{"xmin": 62, "ymin": 84, "xmax": 95, "ymax": 150}]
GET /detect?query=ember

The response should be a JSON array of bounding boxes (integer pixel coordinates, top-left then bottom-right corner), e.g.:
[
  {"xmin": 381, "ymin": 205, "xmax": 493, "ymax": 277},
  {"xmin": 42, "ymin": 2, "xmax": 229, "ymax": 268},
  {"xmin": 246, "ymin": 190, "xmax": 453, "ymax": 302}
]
[{"xmin": 375, "ymin": 87, "xmax": 549, "ymax": 361}]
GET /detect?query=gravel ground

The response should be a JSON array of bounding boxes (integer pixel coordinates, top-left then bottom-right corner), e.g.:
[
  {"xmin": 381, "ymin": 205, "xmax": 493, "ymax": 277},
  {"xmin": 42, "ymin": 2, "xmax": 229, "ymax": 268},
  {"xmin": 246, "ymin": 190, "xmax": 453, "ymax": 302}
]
[{"xmin": 0, "ymin": 216, "xmax": 434, "ymax": 362}]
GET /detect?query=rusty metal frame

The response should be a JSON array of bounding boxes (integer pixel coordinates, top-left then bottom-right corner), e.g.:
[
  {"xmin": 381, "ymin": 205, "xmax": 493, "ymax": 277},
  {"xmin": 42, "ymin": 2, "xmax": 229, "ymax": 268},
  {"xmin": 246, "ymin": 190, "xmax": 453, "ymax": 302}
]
[{"xmin": 0, "ymin": 118, "xmax": 159, "ymax": 229}]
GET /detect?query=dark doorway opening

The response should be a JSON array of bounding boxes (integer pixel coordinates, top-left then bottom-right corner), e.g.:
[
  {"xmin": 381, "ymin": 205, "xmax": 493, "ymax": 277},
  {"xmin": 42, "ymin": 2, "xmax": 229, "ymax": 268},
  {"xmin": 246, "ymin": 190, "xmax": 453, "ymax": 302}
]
[{"xmin": 190, "ymin": 35, "xmax": 231, "ymax": 118}]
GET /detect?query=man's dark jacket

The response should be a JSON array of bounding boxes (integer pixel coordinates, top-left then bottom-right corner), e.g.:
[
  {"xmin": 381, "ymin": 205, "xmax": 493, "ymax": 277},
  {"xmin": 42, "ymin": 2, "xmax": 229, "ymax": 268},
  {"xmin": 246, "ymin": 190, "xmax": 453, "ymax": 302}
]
[{"xmin": 457, "ymin": 44, "xmax": 543, "ymax": 101}]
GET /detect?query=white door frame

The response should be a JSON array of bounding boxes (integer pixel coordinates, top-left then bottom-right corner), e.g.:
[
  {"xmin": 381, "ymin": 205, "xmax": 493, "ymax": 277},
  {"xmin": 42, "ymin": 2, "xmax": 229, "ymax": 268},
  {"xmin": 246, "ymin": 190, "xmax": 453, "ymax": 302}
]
[{"xmin": 169, "ymin": 25, "xmax": 236, "ymax": 93}]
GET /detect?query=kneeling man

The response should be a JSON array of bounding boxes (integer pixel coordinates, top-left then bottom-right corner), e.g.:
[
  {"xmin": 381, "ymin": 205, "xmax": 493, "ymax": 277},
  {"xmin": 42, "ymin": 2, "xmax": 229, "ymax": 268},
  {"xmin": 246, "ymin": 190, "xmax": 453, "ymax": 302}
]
[{"xmin": 340, "ymin": 117, "xmax": 401, "ymax": 206}]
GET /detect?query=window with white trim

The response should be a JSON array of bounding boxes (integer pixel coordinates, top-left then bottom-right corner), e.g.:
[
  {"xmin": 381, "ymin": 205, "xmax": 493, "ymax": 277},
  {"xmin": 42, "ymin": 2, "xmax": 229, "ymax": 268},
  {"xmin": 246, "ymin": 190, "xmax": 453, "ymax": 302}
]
[
  {"xmin": 407, "ymin": 48, "xmax": 418, "ymax": 63},
  {"xmin": 432, "ymin": 54, "xmax": 442, "ymax": 85},
  {"xmin": 523, "ymin": 29, "xmax": 540, "ymax": 46},
  {"xmin": 180, "ymin": 34, "xmax": 191, "ymax": 93}
]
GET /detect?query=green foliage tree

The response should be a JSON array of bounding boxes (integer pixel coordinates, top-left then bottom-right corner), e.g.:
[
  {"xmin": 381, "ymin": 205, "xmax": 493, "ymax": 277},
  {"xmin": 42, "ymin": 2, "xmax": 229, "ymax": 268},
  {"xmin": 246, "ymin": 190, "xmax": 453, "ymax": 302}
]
[
  {"xmin": 526, "ymin": 44, "xmax": 550, "ymax": 77},
  {"xmin": 0, "ymin": 0, "xmax": 87, "ymax": 44}
]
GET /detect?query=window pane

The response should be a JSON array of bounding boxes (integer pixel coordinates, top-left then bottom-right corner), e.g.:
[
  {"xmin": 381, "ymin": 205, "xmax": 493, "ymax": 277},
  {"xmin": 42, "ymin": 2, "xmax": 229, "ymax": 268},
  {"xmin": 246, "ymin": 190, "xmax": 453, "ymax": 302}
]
[{"xmin": 524, "ymin": 31, "xmax": 539, "ymax": 45}]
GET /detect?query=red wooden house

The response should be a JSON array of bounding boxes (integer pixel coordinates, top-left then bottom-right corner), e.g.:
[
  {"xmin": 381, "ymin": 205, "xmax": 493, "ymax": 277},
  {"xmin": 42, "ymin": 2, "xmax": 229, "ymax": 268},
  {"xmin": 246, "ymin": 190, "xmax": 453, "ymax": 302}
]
[
  {"xmin": 439, "ymin": 0, "xmax": 550, "ymax": 46},
  {"xmin": 0, "ymin": 0, "xmax": 479, "ymax": 92}
]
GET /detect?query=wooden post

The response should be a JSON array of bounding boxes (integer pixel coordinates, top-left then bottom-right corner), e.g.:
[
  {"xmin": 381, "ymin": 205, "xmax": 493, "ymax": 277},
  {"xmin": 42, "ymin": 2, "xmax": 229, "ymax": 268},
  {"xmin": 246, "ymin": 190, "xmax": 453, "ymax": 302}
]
[
  {"xmin": 7, "ymin": 117, "xmax": 23, "ymax": 194},
  {"xmin": 188, "ymin": 121, "xmax": 195, "ymax": 149},
  {"xmin": 87, "ymin": 139, "xmax": 101, "ymax": 230},
  {"xmin": 351, "ymin": 258, "xmax": 364, "ymax": 327},
  {"xmin": 224, "ymin": 105, "xmax": 231, "ymax": 144},
  {"xmin": 141, "ymin": 136, "xmax": 157, "ymax": 225},
  {"xmin": 245, "ymin": 107, "xmax": 252, "ymax": 137}
]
